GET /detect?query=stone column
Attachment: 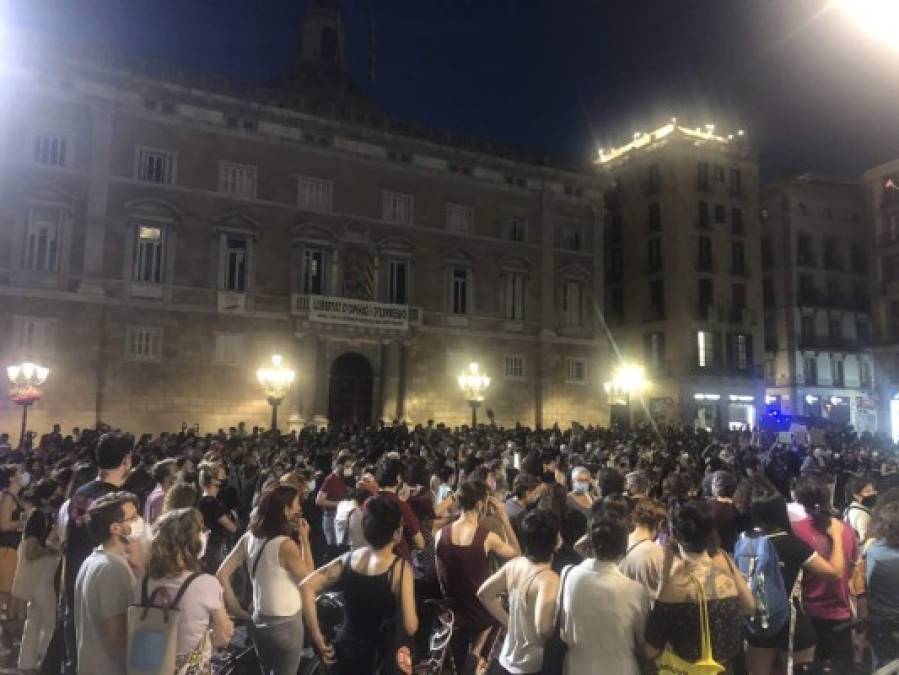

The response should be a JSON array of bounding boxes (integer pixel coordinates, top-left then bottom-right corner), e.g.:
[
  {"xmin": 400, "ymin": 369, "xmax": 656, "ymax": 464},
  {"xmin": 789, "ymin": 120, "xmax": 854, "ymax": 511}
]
[
  {"xmin": 312, "ymin": 337, "xmax": 330, "ymax": 426},
  {"xmin": 80, "ymin": 105, "xmax": 115, "ymax": 294},
  {"xmin": 396, "ymin": 340, "xmax": 409, "ymax": 422}
]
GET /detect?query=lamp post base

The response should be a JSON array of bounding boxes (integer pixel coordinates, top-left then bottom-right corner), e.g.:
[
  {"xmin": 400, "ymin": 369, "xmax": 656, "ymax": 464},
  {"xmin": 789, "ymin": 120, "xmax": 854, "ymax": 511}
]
[
  {"xmin": 468, "ymin": 400, "xmax": 481, "ymax": 428},
  {"xmin": 267, "ymin": 396, "xmax": 283, "ymax": 433},
  {"xmin": 17, "ymin": 402, "xmax": 31, "ymax": 450}
]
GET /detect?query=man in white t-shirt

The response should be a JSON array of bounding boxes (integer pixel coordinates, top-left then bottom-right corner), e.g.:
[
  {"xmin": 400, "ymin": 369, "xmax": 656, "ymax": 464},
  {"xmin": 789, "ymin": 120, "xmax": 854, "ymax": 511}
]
[{"xmin": 74, "ymin": 492, "xmax": 139, "ymax": 675}]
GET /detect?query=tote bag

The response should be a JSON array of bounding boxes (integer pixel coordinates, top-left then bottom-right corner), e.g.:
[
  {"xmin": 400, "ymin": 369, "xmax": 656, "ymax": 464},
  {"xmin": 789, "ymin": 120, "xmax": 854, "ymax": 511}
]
[
  {"xmin": 126, "ymin": 572, "xmax": 202, "ymax": 675},
  {"xmin": 654, "ymin": 574, "xmax": 725, "ymax": 675}
]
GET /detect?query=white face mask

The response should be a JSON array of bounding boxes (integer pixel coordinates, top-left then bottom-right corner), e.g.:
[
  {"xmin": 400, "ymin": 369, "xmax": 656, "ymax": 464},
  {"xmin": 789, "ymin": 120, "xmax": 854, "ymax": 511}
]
[
  {"xmin": 128, "ymin": 516, "xmax": 147, "ymax": 542},
  {"xmin": 198, "ymin": 530, "xmax": 209, "ymax": 559},
  {"xmin": 18, "ymin": 472, "xmax": 31, "ymax": 489}
]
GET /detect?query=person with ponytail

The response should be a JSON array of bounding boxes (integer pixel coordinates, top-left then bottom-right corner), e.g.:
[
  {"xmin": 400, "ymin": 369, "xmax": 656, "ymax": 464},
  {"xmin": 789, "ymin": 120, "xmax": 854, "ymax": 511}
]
[{"xmin": 792, "ymin": 475, "xmax": 857, "ymax": 673}]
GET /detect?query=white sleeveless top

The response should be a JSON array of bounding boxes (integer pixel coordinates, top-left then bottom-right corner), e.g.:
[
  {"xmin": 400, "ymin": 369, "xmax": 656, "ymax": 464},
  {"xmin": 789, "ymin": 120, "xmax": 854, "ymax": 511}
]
[
  {"xmin": 499, "ymin": 565, "xmax": 550, "ymax": 673},
  {"xmin": 243, "ymin": 533, "xmax": 302, "ymax": 618}
]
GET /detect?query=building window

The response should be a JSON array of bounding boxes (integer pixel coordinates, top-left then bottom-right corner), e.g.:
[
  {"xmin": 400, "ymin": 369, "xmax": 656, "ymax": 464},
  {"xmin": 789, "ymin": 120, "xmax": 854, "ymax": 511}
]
[
  {"xmin": 765, "ymin": 359, "xmax": 776, "ymax": 385},
  {"xmin": 797, "ymin": 234, "xmax": 815, "ymax": 266},
  {"xmin": 714, "ymin": 165, "xmax": 725, "ymax": 182},
  {"xmin": 804, "ymin": 356, "xmax": 818, "ymax": 385},
  {"xmin": 303, "ymin": 248, "xmax": 326, "ymax": 295},
  {"xmin": 22, "ymin": 206, "xmax": 61, "ymax": 272},
  {"xmin": 763, "ymin": 279, "xmax": 775, "ymax": 307},
  {"xmin": 219, "ymin": 162, "xmax": 257, "ymax": 198},
  {"xmin": 732, "ymin": 241, "xmax": 746, "ymax": 274},
  {"xmin": 734, "ymin": 333, "xmax": 749, "ymax": 370},
  {"xmin": 214, "ymin": 334, "xmax": 244, "ymax": 366},
  {"xmin": 697, "ymin": 162, "xmax": 709, "ymax": 190},
  {"xmin": 126, "ymin": 326, "xmax": 162, "ymax": 361},
  {"xmin": 648, "ymin": 203, "xmax": 661, "ymax": 231},
  {"xmin": 133, "ymin": 224, "xmax": 164, "ymax": 283},
  {"xmin": 731, "ymin": 207, "xmax": 743, "ymax": 235},
  {"xmin": 504, "ymin": 355, "xmax": 525, "ymax": 380},
  {"xmin": 13, "ymin": 316, "xmax": 54, "ymax": 356},
  {"xmin": 33, "ymin": 133, "xmax": 67, "ymax": 167},
  {"xmin": 608, "ymin": 247, "xmax": 623, "ymax": 281},
  {"xmin": 698, "ymin": 278, "xmax": 714, "ymax": 319},
  {"xmin": 761, "ymin": 238, "xmax": 773, "ymax": 268},
  {"xmin": 698, "ymin": 236, "xmax": 713, "ymax": 270},
  {"xmin": 297, "ymin": 176, "xmax": 333, "ymax": 211},
  {"xmin": 851, "ymin": 243, "xmax": 867, "ymax": 274},
  {"xmin": 698, "ymin": 200, "xmax": 710, "ymax": 228},
  {"xmin": 136, "ymin": 147, "xmax": 176, "ymax": 184},
  {"xmin": 829, "ymin": 315, "xmax": 842, "ymax": 339},
  {"xmin": 645, "ymin": 332, "xmax": 665, "ymax": 369},
  {"xmin": 801, "ymin": 315, "xmax": 815, "ymax": 344},
  {"xmin": 609, "ymin": 286, "xmax": 624, "ymax": 319},
  {"xmin": 383, "ymin": 191, "xmax": 413, "ymax": 224},
  {"xmin": 650, "ymin": 279, "xmax": 664, "ymax": 317},
  {"xmin": 566, "ymin": 358, "xmax": 587, "ymax": 384},
  {"xmin": 562, "ymin": 281, "xmax": 582, "ymax": 326},
  {"xmin": 714, "ymin": 204, "xmax": 726, "ymax": 224},
  {"xmin": 505, "ymin": 272, "xmax": 525, "ymax": 321},
  {"xmin": 451, "ymin": 268, "xmax": 468, "ymax": 314},
  {"xmin": 860, "ymin": 361, "xmax": 872, "ymax": 388},
  {"xmin": 647, "ymin": 237, "xmax": 662, "ymax": 272},
  {"xmin": 506, "ymin": 218, "xmax": 526, "ymax": 242},
  {"xmin": 222, "ymin": 238, "xmax": 247, "ymax": 292},
  {"xmin": 730, "ymin": 168, "xmax": 742, "ymax": 195},
  {"xmin": 446, "ymin": 204, "xmax": 473, "ymax": 233},
  {"xmin": 832, "ymin": 359, "xmax": 845, "ymax": 387},
  {"xmin": 697, "ymin": 330, "xmax": 715, "ymax": 368},
  {"xmin": 387, "ymin": 260, "xmax": 408, "ymax": 305},
  {"xmin": 560, "ymin": 226, "xmax": 582, "ymax": 251}
]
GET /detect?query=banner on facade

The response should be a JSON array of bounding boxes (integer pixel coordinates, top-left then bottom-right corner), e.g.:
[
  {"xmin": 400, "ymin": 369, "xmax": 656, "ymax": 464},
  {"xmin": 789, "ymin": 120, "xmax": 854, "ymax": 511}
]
[{"xmin": 307, "ymin": 295, "xmax": 410, "ymax": 330}]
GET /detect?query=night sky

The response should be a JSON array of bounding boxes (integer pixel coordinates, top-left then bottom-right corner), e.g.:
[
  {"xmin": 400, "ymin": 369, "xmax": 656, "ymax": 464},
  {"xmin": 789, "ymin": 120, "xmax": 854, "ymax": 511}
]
[{"xmin": 7, "ymin": 0, "xmax": 899, "ymax": 179}]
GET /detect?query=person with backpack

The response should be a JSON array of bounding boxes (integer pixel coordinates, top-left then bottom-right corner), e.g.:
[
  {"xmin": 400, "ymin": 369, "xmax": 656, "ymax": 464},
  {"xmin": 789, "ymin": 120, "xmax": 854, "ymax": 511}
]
[
  {"xmin": 216, "ymin": 484, "xmax": 312, "ymax": 675},
  {"xmin": 137, "ymin": 508, "xmax": 233, "ymax": 673},
  {"xmin": 844, "ymin": 475, "xmax": 877, "ymax": 543},
  {"xmin": 737, "ymin": 478, "xmax": 845, "ymax": 674}
]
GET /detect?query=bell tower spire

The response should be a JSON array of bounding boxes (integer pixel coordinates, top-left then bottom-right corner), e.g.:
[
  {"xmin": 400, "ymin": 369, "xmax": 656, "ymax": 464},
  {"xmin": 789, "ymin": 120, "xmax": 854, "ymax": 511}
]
[{"xmin": 297, "ymin": 0, "xmax": 347, "ymax": 75}]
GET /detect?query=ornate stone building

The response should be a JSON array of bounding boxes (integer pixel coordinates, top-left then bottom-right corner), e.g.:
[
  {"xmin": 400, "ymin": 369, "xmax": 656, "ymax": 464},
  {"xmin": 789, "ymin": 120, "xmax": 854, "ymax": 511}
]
[{"xmin": 0, "ymin": 8, "xmax": 610, "ymax": 434}]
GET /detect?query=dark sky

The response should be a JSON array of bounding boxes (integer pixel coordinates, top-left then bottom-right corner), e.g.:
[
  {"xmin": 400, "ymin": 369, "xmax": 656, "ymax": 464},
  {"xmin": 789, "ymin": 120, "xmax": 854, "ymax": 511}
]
[{"xmin": 7, "ymin": 0, "xmax": 899, "ymax": 180}]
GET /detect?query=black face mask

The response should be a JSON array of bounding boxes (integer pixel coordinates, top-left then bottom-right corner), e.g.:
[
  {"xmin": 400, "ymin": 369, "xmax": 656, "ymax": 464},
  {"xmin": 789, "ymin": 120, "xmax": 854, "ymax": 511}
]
[{"xmin": 862, "ymin": 494, "xmax": 878, "ymax": 508}]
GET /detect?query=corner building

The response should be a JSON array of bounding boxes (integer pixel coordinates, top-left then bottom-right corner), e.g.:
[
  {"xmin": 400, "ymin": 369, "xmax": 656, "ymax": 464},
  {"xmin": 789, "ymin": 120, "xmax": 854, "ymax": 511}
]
[
  {"xmin": 599, "ymin": 123, "xmax": 764, "ymax": 429},
  {"xmin": 0, "ymin": 11, "xmax": 610, "ymax": 434},
  {"xmin": 863, "ymin": 159, "xmax": 899, "ymax": 441},
  {"xmin": 759, "ymin": 175, "xmax": 876, "ymax": 431}
]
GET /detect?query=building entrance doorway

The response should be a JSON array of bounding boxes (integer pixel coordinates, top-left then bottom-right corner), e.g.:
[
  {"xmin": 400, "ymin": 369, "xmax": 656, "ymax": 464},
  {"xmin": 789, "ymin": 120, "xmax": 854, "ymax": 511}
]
[{"xmin": 328, "ymin": 352, "xmax": 374, "ymax": 428}]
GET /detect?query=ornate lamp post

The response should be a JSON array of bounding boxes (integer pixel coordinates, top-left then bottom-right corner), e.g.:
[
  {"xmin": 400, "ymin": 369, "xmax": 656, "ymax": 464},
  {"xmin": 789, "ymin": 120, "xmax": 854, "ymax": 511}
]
[
  {"xmin": 458, "ymin": 362, "xmax": 490, "ymax": 427},
  {"xmin": 604, "ymin": 363, "xmax": 647, "ymax": 429},
  {"xmin": 256, "ymin": 354, "xmax": 295, "ymax": 433},
  {"xmin": 6, "ymin": 361, "xmax": 50, "ymax": 449}
]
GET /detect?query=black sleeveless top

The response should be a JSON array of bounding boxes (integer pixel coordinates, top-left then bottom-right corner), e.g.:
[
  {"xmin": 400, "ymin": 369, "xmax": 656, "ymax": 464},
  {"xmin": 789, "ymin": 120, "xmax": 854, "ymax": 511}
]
[{"xmin": 0, "ymin": 491, "xmax": 24, "ymax": 549}]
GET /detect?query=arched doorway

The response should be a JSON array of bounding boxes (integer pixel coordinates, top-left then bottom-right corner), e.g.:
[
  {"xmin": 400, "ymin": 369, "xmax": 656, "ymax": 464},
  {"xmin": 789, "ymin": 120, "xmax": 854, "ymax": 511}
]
[{"xmin": 328, "ymin": 352, "xmax": 374, "ymax": 428}]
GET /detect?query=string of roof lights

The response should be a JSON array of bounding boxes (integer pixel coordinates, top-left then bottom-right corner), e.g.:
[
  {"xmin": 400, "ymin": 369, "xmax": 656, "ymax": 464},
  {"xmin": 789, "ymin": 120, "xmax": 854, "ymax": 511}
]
[{"xmin": 597, "ymin": 118, "xmax": 747, "ymax": 165}]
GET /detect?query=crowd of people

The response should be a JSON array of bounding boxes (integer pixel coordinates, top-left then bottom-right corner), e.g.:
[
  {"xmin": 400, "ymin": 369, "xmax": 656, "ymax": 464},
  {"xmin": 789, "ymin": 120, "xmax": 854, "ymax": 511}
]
[{"xmin": 0, "ymin": 418, "xmax": 897, "ymax": 674}]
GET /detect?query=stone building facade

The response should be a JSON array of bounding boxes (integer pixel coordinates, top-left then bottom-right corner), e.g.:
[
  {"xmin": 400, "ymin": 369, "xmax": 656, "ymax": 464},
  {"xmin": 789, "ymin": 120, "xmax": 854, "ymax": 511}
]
[
  {"xmin": 863, "ymin": 158, "xmax": 899, "ymax": 441},
  {"xmin": 598, "ymin": 123, "xmax": 764, "ymax": 429},
  {"xmin": 760, "ymin": 175, "xmax": 876, "ymax": 431},
  {"xmin": 0, "ymin": 15, "xmax": 610, "ymax": 435}
]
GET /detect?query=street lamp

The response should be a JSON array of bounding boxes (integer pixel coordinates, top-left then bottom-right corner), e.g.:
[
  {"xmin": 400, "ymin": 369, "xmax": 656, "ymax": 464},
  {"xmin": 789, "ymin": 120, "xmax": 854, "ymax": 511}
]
[
  {"xmin": 604, "ymin": 363, "xmax": 647, "ymax": 428},
  {"xmin": 256, "ymin": 354, "xmax": 294, "ymax": 433},
  {"xmin": 6, "ymin": 361, "xmax": 50, "ymax": 449},
  {"xmin": 458, "ymin": 362, "xmax": 490, "ymax": 427}
]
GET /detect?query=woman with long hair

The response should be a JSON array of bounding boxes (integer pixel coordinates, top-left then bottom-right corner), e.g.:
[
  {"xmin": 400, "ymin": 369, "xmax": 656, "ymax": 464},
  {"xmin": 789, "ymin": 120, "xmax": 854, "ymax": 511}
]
[
  {"xmin": 792, "ymin": 475, "xmax": 857, "ymax": 673},
  {"xmin": 217, "ymin": 484, "xmax": 312, "ymax": 675},
  {"xmin": 142, "ymin": 508, "xmax": 234, "ymax": 672},
  {"xmin": 0, "ymin": 465, "xmax": 29, "ymax": 648}
]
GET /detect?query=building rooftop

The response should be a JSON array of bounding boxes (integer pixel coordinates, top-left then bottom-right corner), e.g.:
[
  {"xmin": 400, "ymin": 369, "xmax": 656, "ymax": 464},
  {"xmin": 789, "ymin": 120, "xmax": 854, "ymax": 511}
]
[{"xmin": 595, "ymin": 120, "xmax": 750, "ymax": 165}]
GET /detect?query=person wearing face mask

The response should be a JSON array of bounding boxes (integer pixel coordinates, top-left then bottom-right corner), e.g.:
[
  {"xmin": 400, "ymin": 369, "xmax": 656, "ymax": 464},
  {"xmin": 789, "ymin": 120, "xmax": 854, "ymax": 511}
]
[
  {"xmin": 218, "ymin": 485, "xmax": 312, "ymax": 675},
  {"xmin": 845, "ymin": 476, "xmax": 877, "ymax": 543},
  {"xmin": 567, "ymin": 466, "xmax": 594, "ymax": 521},
  {"xmin": 377, "ymin": 457, "xmax": 425, "ymax": 561},
  {"xmin": 436, "ymin": 480, "xmax": 520, "ymax": 673},
  {"xmin": 316, "ymin": 450, "xmax": 353, "ymax": 551},
  {"xmin": 141, "ymin": 508, "xmax": 234, "ymax": 672},
  {"xmin": 197, "ymin": 461, "xmax": 238, "ymax": 574},
  {"xmin": 73, "ymin": 491, "xmax": 141, "ymax": 675}
]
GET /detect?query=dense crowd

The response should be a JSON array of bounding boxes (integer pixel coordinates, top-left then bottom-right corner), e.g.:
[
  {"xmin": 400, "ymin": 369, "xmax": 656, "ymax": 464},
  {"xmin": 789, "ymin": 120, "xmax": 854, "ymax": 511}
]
[{"xmin": 0, "ymin": 418, "xmax": 898, "ymax": 674}]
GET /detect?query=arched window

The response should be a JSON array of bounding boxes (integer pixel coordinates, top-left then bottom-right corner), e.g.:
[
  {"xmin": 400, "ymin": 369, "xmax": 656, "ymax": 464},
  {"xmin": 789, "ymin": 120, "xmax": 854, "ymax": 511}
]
[{"xmin": 320, "ymin": 27, "xmax": 338, "ymax": 63}]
